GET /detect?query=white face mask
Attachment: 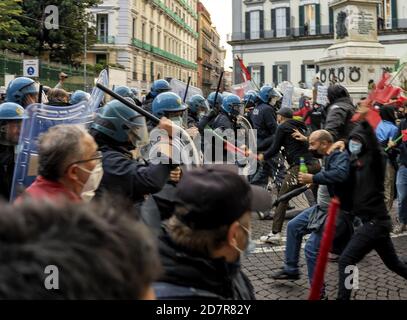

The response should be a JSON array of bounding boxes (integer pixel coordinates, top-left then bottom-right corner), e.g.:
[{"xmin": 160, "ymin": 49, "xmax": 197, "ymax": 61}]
[
  {"xmin": 170, "ymin": 116, "xmax": 184, "ymax": 128},
  {"xmin": 77, "ymin": 162, "xmax": 104, "ymax": 202}
]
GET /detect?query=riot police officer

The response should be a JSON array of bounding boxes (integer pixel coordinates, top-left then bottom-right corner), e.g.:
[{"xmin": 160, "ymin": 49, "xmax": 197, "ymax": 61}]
[
  {"xmin": 0, "ymin": 102, "xmax": 25, "ymax": 200},
  {"xmin": 242, "ymin": 90, "xmax": 258, "ymax": 126},
  {"xmin": 89, "ymin": 99, "xmax": 175, "ymax": 207},
  {"xmin": 6, "ymin": 77, "xmax": 39, "ymax": 108},
  {"xmin": 69, "ymin": 90, "xmax": 91, "ymax": 105},
  {"xmin": 114, "ymin": 85, "xmax": 142, "ymax": 106},
  {"xmin": 186, "ymin": 94, "xmax": 209, "ymax": 128},
  {"xmin": 142, "ymin": 79, "xmax": 171, "ymax": 114}
]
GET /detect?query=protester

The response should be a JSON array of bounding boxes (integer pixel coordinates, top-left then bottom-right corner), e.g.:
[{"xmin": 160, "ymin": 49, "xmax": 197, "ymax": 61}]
[
  {"xmin": 20, "ymin": 124, "xmax": 103, "ymax": 202},
  {"xmin": 337, "ymin": 121, "xmax": 407, "ymax": 300},
  {"xmin": 154, "ymin": 165, "xmax": 271, "ymax": 300},
  {"xmin": 258, "ymin": 107, "xmax": 320, "ymax": 242},
  {"xmin": 0, "ymin": 102, "xmax": 25, "ymax": 200},
  {"xmin": 0, "ymin": 199, "xmax": 160, "ymax": 299},
  {"xmin": 54, "ymin": 72, "xmax": 68, "ymax": 89},
  {"xmin": 375, "ymin": 105, "xmax": 399, "ymax": 212},
  {"xmin": 47, "ymin": 88, "xmax": 70, "ymax": 106},
  {"xmin": 293, "ymin": 98, "xmax": 312, "ymax": 128}
]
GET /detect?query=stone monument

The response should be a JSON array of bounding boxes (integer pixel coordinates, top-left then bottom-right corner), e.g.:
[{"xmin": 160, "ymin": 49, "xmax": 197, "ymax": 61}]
[{"xmin": 317, "ymin": 0, "xmax": 399, "ymax": 99}]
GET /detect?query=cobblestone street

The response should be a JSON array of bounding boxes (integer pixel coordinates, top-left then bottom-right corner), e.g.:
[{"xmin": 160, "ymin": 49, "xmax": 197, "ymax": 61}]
[{"xmin": 243, "ymin": 197, "xmax": 407, "ymax": 300}]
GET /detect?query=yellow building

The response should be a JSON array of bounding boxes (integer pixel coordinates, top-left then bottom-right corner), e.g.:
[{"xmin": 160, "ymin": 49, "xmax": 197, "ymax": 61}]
[{"xmin": 88, "ymin": 0, "xmax": 198, "ymax": 92}]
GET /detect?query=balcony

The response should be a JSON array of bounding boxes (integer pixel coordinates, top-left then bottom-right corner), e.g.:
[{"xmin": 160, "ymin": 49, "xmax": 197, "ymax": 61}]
[
  {"xmin": 96, "ymin": 36, "xmax": 116, "ymax": 44},
  {"xmin": 202, "ymin": 42, "xmax": 212, "ymax": 54},
  {"xmin": 131, "ymin": 38, "xmax": 198, "ymax": 70},
  {"xmin": 151, "ymin": 0, "xmax": 198, "ymax": 38},
  {"xmin": 202, "ymin": 60, "xmax": 212, "ymax": 70}
]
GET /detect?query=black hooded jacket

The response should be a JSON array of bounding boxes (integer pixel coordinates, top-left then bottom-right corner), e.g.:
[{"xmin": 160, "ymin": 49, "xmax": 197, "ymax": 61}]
[
  {"xmin": 0, "ymin": 145, "xmax": 15, "ymax": 200},
  {"xmin": 263, "ymin": 119, "xmax": 313, "ymax": 166},
  {"xmin": 155, "ymin": 227, "xmax": 256, "ymax": 300},
  {"xmin": 325, "ymin": 85, "xmax": 356, "ymax": 141},
  {"xmin": 348, "ymin": 121, "xmax": 388, "ymax": 221}
]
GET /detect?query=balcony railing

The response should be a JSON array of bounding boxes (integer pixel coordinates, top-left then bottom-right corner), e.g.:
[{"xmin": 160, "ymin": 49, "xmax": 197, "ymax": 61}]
[
  {"xmin": 97, "ymin": 36, "xmax": 116, "ymax": 44},
  {"xmin": 228, "ymin": 18, "xmax": 407, "ymax": 42},
  {"xmin": 151, "ymin": 0, "xmax": 198, "ymax": 38},
  {"xmin": 131, "ymin": 38, "xmax": 198, "ymax": 70}
]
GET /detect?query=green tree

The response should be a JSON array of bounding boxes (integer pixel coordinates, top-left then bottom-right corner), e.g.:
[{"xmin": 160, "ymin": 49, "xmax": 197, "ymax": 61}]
[
  {"xmin": 0, "ymin": 0, "xmax": 27, "ymax": 51},
  {"xmin": 19, "ymin": 0, "xmax": 101, "ymax": 64}
]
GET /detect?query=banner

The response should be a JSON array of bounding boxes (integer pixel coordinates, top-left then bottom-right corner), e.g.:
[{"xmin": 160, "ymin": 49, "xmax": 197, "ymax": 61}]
[
  {"xmin": 231, "ymin": 81, "xmax": 255, "ymax": 99},
  {"xmin": 316, "ymin": 85, "xmax": 329, "ymax": 106}
]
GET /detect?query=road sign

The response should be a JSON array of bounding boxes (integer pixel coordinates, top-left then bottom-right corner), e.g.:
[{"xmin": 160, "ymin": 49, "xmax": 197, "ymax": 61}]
[{"xmin": 23, "ymin": 59, "xmax": 39, "ymax": 78}]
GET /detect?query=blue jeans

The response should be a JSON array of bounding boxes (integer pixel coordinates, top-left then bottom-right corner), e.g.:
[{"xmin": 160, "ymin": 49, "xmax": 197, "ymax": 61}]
[
  {"xmin": 284, "ymin": 205, "xmax": 323, "ymax": 286},
  {"xmin": 396, "ymin": 165, "xmax": 407, "ymax": 224}
]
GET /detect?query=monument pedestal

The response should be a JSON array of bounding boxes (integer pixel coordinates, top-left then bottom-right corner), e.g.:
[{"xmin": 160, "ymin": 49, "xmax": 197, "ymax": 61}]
[{"xmin": 317, "ymin": 0, "xmax": 398, "ymax": 100}]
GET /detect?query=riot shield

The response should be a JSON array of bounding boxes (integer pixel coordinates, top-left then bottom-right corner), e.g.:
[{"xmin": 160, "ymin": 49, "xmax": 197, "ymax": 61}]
[
  {"xmin": 169, "ymin": 78, "xmax": 203, "ymax": 102},
  {"xmin": 10, "ymin": 70, "xmax": 109, "ymax": 201}
]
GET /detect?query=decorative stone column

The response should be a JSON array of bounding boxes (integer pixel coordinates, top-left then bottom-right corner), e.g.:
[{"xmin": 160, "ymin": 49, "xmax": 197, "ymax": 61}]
[{"xmin": 317, "ymin": 0, "xmax": 399, "ymax": 99}]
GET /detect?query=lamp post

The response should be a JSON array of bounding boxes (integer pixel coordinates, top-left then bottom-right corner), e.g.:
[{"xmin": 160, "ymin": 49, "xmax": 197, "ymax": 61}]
[{"xmin": 84, "ymin": 25, "xmax": 88, "ymax": 91}]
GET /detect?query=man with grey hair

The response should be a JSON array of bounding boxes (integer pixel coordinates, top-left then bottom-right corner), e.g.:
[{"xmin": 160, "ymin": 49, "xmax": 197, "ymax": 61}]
[{"xmin": 19, "ymin": 124, "xmax": 103, "ymax": 202}]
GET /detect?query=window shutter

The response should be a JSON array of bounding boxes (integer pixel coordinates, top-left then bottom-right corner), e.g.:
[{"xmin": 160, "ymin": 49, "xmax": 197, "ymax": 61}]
[
  {"xmin": 391, "ymin": 0, "xmax": 398, "ymax": 28},
  {"xmin": 273, "ymin": 65, "xmax": 278, "ymax": 85},
  {"xmin": 301, "ymin": 64, "xmax": 306, "ymax": 83},
  {"xmin": 247, "ymin": 66, "xmax": 252, "ymax": 83},
  {"xmin": 260, "ymin": 66, "xmax": 265, "ymax": 87},
  {"xmin": 299, "ymin": 5, "xmax": 305, "ymax": 36},
  {"xmin": 271, "ymin": 9, "xmax": 276, "ymax": 37},
  {"xmin": 286, "ymin": 7, "xmax": 291, "ymax": 36},
  {"xmin": 329, "ymin": 7, "xmax": 334, "ymax": 34},
  {"xmin": 316, "ymin": 4, "xmax": 321, "ymax": 35},
  {"xmin": 282, "ymin": 65, "xmax": 288, "ymax": 82},
  {"xmin": 260, "ymin": 10, "xmax": 264, "ymax": 38},
  {"xmin": 245, "ymin": 12, "xmax": 251, "ymax": 39}
]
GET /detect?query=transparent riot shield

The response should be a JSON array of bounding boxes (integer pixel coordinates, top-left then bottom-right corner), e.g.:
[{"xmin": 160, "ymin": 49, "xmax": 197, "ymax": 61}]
[
  {"xmin": 10, "ymin": 70, "xmax": 109, "ymax": 201},
  {"xmin": 169, "ymin": 78, "xmax": 203, "ymax": 102}
]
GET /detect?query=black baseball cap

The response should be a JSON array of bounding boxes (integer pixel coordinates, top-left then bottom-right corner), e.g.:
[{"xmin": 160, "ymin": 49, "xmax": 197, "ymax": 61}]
[
  {"xmin": 277, "ymin": 107, "xmax": 293, "ymax": 119},
  {"xmin": 173, "ymin": 165, "xmax": 272, "ymax": 230}
]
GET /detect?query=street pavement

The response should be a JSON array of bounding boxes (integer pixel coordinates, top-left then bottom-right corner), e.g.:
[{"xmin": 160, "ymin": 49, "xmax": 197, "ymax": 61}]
[{"xmin": 242, "ymin": 195, "xmax": 407, "ymax": 300}]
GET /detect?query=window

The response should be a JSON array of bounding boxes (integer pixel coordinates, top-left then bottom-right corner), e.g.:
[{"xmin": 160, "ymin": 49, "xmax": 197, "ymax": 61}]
[
  {"xmin": 273, "ymin": 64, "xmax": 288, "ymax": 85},
  {"xmin": 304, "ymin": 4, "xmax": 316, "ymax": 35},
  {"xmin": 251, "ymin": 66, "xmax": 261, "ymax": 85},
  {"xmin": 151, "ymin": 62, "xmax": 154, "ymax": 82},
  {"xmin": 142, "ymin": 23, "xmax": 146, "ymax": 42},
  {"xmin": 150, "ymin": 27, "xmax": 154, "ymax": 46},
  {"xmin": 132, "ymin": 18, "xmax": 136, "ymax": 39},
  {"xmin": 250, "ymin": 11, "xmax": 260, "ymax": 39},
  {"xmin": 275, "ymin": 8, "xmax": 287, "ymax": 38},
  {"xmin": 143, "ymin": 60, "xmax": 147, "ymax": 81},
  {"xmin": 378, "ymin": 0, "xmax": 397, "ymax": 29},
  {"xmin": 157, "ymin": 31, "xmax": 161, "ymax": 48},
  {"xmin": 133, "ymin": 56, "xmax": 137, "ymax": 81},
  {"xmin": 96, "ymin": 14, "xmax": 108, "ymax": 43}
]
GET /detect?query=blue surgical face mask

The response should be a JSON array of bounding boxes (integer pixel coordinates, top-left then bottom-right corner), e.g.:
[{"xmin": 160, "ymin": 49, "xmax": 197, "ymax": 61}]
[
  {"xmin": 234, "ymin": 223, "xmax": 256, "ymax": 258},
  {"xmin": 349, "ymin": 139, "xmax": 363, "ymax": 155}
]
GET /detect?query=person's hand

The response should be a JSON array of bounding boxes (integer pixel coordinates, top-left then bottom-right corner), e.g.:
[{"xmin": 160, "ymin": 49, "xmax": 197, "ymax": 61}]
[
  {"xmin": 387, "ymin": 138, "xmax": 397, "ymax": 149},
  {"xmin": 298, "ymin": 172, "xmax": 313, "ymax": 184},
  {"xmin": 327, "ymin": 140, "xmax": 346, "ymax": 154},
  {"xmin": 169, "ymin": 167, "xmax": 182, "ymax": 183},
  {"xmin": 257, "ymin": 153, "xmax": 264, "ymax": 162},
  {"xmin": 292, "ymin": 129, "xmax": 307, "ymax": 142},
  {"xmin": 186, "ymin": 126, "xmax": 199, "ymax": 139},
  {"xmin": 158, "ymin": 117, "xmax": 175, "ymax": 137}
]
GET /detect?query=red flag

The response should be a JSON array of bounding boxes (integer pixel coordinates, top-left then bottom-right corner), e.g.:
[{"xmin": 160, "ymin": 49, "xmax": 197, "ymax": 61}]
[
  {"xmin": 236, "ymin": 56, "xmax": 251, "ymax": 82},
  {"xmin": 403, "ymin": 129, "xmax": 407, "ymax": 142}
]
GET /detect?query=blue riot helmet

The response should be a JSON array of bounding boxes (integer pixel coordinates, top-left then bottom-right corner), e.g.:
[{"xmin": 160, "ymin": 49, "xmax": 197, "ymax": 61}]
[
  {"xmin": 243, "ymin": 90, "xmax": 258, "ymax": 105},
  {"xmin": 221, "ymin": 94, "xmax": 243, "ymax": 118},
  {"xmin": 69, "ymin": 90, "xmax": 91, "ymax": 105},
  {"xmin": 113, "ymin": 86, "xmax": 137, "ymax": 100},
  {"xmin": 258, "ymin": 85, "xmax": 281, "ymax": 105},
  {"xmin": 187, "ymin": 94, "xmax": 209, "ymax": 116},
  {"xmin": 152, "ymin": 92, "xmax": 187, "ymax": 128},
  {"xmin": 0, "ymin": 102, "xmax": 26, "ymax": 146},
  {"xmin": 91, "ymin": 99, "xmax": 148, "ymax": 147},
  {"xmin": 207, "ymin": 92, "xmax": 223, "ymax": 109},
  {"xmin": 150, "ymin": 79, "xmax": 171, "ymax": 99},
  {"xmin": 6, "ymin": 77, "xmax": 39, "ymax": 108}
]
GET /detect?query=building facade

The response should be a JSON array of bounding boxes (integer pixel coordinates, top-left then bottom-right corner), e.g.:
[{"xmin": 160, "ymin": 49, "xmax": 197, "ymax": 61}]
[
  {"xmin": 197, "ymin": 2, "xmax": 226, "ymax": 97},
  {"xmin": 229, "ymin": 0, "xmax": 407, "ymax": 88},
  {"xmin": 88, "ymin": 0, "xmax": 198, "ymax": 91}
]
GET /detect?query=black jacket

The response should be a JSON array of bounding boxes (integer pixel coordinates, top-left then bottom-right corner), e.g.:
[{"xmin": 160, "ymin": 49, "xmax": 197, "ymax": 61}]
[
  {"xmin": 155, "ymin": 227, "xmax": 256, "ymax": 300},
  {"xmin": 0, "ymin": 145, "xmax": 15, "ymax": 201},
  {"xmin": 95, "ymin": 144, "xmax": 171, "ymax": 205},
  {"xmin": 348, "ymin": 121, "xmax": 388, "ymax": 221},
  {"xmin": 313, "ymin": 150, "xmax": 353, "ymax": 212},
  {"xmin": 250, "ymin": 102, "xmax": 277, "ymax": 151},
  {"xmin": 263, "ymin": 119, "xmax": 313, "ymax": 166},
  {"xmin": 211, "ymin": 112, "xmax": 234, "ymax": 131},
  {"xmin": 324, "ymin": 97, "xmax": 356, "ymax": 142}
]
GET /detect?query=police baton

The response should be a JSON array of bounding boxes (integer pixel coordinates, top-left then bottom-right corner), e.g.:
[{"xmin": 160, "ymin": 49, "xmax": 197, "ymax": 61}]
[
  {"xmin": 96, "ymin": 83, "xmax": 160, "ymax": 125},
  {"xmin": 214, "ymin": 71, "xmax": 224, "ymax": 112},
  {"xmin": 272, "ymin": 185, "xmax": 310, "ymax": 207},
  {"xmin": 183, "ymin": 76, "xmax": 191, "ymax": 103}
]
